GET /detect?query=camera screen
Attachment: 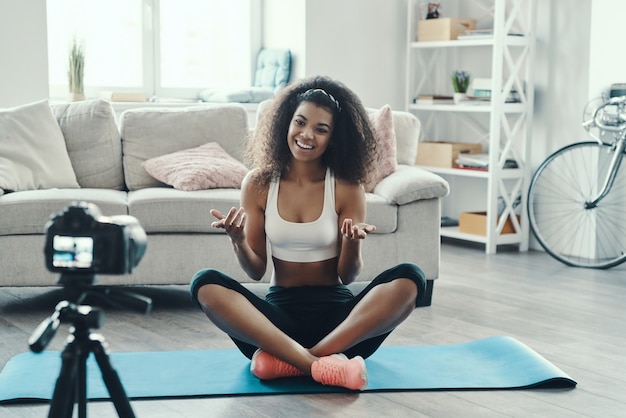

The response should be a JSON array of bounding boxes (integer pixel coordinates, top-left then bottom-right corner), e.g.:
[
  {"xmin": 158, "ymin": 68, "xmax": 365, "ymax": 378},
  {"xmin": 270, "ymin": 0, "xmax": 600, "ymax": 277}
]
[{"xmin": 52, "ymin": 235, "xmax": 94, "ymax": 269}]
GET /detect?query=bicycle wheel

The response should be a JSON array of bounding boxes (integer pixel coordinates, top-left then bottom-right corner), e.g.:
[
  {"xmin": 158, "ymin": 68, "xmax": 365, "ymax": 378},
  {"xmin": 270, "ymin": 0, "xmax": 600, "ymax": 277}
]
[{"xmin": 528, "ymin": 141, "xmax": 626, "ymax": 268}]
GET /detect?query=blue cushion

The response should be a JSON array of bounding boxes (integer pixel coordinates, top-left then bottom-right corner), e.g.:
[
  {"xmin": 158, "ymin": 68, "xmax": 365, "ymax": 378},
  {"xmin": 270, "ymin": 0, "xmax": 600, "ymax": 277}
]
[{"xmin": 254, "ymin": 49, "xmax": 291, "ymax": 93}]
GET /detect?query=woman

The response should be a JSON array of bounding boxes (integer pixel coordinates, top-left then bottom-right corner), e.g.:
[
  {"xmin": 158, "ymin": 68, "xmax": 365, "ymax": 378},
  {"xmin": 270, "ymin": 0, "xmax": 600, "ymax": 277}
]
[{"xmin": 190, "ymin": 76, "xmax": 426, "ymax": 391}]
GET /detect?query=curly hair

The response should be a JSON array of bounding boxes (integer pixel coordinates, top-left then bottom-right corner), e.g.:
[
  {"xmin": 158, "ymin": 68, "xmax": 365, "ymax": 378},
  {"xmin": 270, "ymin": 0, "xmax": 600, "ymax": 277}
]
[{"xmin": 246, "ymin": 75, "xmax": 377, "ymax": 186}]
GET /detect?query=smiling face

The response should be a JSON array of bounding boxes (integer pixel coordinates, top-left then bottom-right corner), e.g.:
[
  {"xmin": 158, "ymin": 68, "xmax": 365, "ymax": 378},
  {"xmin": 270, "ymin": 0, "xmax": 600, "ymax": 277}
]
[{"xmin": 287, "ymin": 101, "xmax": 334, "ymax": 165}]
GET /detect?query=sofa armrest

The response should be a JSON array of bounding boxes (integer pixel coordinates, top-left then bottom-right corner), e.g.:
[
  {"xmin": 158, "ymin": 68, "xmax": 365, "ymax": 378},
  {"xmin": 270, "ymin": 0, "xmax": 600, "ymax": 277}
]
[{"xmin": 372, "ymin": 165, "xmax": 449, "ymax": 205}]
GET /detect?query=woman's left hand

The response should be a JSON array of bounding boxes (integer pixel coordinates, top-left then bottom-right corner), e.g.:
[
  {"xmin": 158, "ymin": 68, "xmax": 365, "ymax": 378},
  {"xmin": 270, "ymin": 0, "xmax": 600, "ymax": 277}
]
[{"xmin": 341, "ymin": 218, "xmax": 376, "ymax": 241}]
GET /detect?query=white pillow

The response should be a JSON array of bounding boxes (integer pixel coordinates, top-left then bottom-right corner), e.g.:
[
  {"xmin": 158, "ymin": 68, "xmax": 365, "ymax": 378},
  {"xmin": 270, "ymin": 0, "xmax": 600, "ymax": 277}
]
[
  {"xmin": 0, "ymin": 100, "xmax": 79, "ymax": 193},
  {"xmin": 52, "ymin": 99, "xmax": 125, "ymax": 190}
]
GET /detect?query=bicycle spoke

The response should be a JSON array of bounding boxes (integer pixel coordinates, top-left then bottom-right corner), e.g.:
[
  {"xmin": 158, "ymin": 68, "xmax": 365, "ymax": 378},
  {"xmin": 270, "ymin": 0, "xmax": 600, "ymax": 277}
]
[{"xmin": 528, "ymin": 141, "xmax": 626, "ymax": 268}]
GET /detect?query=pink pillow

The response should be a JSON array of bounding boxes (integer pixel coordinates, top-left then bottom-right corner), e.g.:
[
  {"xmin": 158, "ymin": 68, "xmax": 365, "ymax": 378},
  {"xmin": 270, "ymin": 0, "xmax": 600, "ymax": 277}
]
[
  {"xmin": 142, "ymin": 142, "xmax": 249, "ymax": 191},
  {"xmin": 364, "ymin": 105, "xmax": 397, "ymax": 192}
]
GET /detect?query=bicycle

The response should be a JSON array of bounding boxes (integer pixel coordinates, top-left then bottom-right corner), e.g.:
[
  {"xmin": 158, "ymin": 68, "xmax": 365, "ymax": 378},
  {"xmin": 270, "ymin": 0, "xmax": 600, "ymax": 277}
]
[{"xmin": 527, "ymin": 95, "xmax": 626, "ymax": 269}]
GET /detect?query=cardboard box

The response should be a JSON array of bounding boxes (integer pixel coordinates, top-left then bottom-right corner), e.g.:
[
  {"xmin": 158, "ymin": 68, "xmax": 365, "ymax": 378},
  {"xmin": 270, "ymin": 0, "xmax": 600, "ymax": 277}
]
[
  {"xmin": 416, "ymin": 142, "xmax": 482, "ymax": 168},
  {"xmin": 459, "ymin": 212, "xmax": 520, "ymax": 235},
  {"xmin": 417, "ymin": 18, "xmax": 476, "ymax": 41}
]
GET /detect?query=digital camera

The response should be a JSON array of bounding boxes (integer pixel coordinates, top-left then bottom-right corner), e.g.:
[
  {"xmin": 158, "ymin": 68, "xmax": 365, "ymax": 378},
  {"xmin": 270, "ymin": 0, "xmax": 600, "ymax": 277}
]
[{"xmin": 44, "ymin": 202, "xmax": 147, "ymax": 275}]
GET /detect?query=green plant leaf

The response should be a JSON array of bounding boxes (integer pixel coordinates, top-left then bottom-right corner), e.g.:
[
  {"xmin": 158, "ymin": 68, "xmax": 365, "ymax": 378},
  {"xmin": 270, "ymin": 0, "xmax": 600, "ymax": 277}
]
[
  {"xmin": 68, "ymin": 39, "xmax": 85, "ymax": 94},
  {"xmin": 451, "ymin": 70, "xmax": 471, "ymax": 93}
]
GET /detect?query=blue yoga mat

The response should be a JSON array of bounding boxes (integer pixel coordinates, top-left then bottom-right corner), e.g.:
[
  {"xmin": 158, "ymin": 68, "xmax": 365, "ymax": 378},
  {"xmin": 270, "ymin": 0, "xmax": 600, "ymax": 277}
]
[{"xmin": 0, "ymin": 336, "xmax": 575, "ymax": 403}]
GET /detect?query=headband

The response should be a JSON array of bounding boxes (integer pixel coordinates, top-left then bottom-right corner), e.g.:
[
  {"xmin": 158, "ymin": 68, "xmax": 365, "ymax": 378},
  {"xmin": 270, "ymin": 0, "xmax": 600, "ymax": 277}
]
[{"xmin": 303, "ymin": 88, "xmax": 341, "ymax": 112}]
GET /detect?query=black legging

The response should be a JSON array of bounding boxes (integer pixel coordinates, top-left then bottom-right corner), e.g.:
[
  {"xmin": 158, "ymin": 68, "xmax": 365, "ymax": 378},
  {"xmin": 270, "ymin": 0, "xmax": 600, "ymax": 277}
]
[{"xmin": 190, "ymin": 262, "xmax": 426, "ymax": 359}]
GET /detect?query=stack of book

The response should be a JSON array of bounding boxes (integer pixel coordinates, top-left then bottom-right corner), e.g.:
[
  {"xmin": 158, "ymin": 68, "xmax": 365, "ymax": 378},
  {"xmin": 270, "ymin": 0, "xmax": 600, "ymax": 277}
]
[
  {"xmin": 414, "ymin": 94, "xmax": 454, "ymax": 104},
  {"xmin": 467, "ymin": 78, "xmax": 522, "ymax": 103},
  {"xmin": 455, "ymin": 154, "xmax": 518, "ymax": 171},
  {"xmin": 457, "ymin": 29, "xmax": 524, "ymax": 41},
  {"xmin": 457, "ymin": 29, "xmax": 494, "ymax": 40}
]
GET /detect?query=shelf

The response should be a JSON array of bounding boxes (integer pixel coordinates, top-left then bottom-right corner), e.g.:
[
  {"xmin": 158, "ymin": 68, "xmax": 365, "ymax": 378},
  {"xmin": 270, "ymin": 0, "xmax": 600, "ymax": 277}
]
[
  {"xmin": 441, "ymin": 226, "xmax": 523, "ymax": 245},
  {"xmin": 410, "ymin": 35, "xmax": 529, "ymax": 49},
  {"xmin": 441, "ymin": 227, "xmax": 487, "ymax": 243},
  {"xmin": 416, "ymin": 165, "xmax": 524, "ymax": 179},
  {"xmin": 405, "ymin": 0, "xmax": 536, "ymax": 254},
  {"xmin": 409, "ymin": 102, "xmax": 527, "ymax": 113}
]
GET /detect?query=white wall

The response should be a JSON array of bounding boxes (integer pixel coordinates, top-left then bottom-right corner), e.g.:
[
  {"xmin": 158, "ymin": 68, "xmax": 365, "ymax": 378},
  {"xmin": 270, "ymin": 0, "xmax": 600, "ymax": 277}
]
[
  {"xmin": 304, "ymin": 0, "xmax": 406, "ymax": 109},
  {"xmin": 262, "ymin": 0, "xmax": 307, "ymax": 82},
  {"xmin": 263, "ymin": 0, "xmax": 406, "ymax": 109},
  {"xmin": 528, "ymin": 0, "xmax": 626, "ymax": 251},
  {"xmin": 530, "ymin": 0, "xmax": 592, "ymax": 167},
  {"xmin": 588, "ymin": 0, "xmax": 626, "ymax": 98},
  {"xmin": 0, "ymin": 0, "xmax": 49, "ymax": 108}
]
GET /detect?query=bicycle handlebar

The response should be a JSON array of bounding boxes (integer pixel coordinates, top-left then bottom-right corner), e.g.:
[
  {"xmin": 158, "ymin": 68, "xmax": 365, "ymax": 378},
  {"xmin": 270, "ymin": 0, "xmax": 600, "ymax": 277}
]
[
  {"xmin": 608, "ymin": 95, "xmax": 626, "ymax": 105},
  {"xmin": 590, "ymin": 95, "xmax": 626, "ymax": 132}
]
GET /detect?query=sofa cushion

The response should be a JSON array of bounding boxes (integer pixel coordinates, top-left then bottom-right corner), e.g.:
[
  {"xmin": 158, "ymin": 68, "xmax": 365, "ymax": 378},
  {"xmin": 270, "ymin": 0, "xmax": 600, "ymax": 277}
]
[
  {"xmin": 120, "ymin": 104, "xmax": 249, "ymax": 191},
  {"xmin": 52, "ymin": 99, "xmax": 125, "ymax": 190},
  {"xmin": 142, "ymin": 142, "xmax": 249, "ymax": 191},
  {"xmin": 0, "ymin": 189, "xmax": 128, "ymax": 236},
  {"xmin": 254, "ymin": 48, "xmax": 291, "ymax": 93},
  {"xmin": 128, "ymin": 188, "xmax": 398, "ymax": 234},
  {"xmin": 391, "ymin": 110, "xmax": 421, "ymax": 166},
  {"xmin": 373, "ymin": 165, "xmax": 450, "ymax": 205},
  {"xmin": 128, "ymin": 188, "xmax": 242, "ymax": 233},
  {"xmin": 0, "ymin": 100, "xmax": 80, "ymax": 193},
  {"xmin": 365, "ymin": 105, "xmax": 397, "ymax": 192}
]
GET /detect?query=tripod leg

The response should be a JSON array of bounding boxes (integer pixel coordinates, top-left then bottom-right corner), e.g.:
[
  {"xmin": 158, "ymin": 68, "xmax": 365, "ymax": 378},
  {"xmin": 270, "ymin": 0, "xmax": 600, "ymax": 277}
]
[
  {"xmin": 77, "ymin": 348, "xmax": 90, "ymax": 418},
  {"xmin": 48, "ymin": 341, "xmax": 79, "ymax": 418},
  {"xmin": 90, "ymin": 335, "xmax": 136, "ymax": 418}
]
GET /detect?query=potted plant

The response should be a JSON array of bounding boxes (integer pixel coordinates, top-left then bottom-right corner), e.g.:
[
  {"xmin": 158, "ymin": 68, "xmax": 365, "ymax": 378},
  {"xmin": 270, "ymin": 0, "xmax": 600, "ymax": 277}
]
[
  {"xmin": 451, "ymin": 70, "xmax": 471, "ymax": 104},
  {"xmin": 68, "ymin": 39, "xmax": 85, "ymax": 101}
]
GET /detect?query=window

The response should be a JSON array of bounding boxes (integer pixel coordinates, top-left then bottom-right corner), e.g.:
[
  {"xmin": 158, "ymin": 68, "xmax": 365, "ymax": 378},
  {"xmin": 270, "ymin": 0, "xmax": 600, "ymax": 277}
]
[{"xmin": 47, "ymin": 0, "xmax": 260, "ymax": 100}]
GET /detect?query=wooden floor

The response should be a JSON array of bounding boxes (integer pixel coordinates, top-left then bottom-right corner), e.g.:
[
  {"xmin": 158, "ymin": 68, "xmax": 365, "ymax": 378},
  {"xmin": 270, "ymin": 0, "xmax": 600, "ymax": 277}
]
[{"xmin": 1, "ymin": 240, "xmax": 625, "ymax": 417}]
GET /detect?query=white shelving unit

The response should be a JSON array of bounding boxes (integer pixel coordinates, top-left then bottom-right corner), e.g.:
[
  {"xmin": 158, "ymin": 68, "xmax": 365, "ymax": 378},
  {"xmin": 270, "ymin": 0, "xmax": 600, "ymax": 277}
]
[{"xmin": 405, "ymin": 0, "xmax": 536, "ymax": 253}]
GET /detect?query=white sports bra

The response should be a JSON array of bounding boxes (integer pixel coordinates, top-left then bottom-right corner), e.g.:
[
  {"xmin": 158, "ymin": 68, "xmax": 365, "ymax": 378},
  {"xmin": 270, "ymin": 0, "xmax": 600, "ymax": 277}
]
[{"xmin": 265, "ymin": 168, "xmax": 340, "ymax": 262}]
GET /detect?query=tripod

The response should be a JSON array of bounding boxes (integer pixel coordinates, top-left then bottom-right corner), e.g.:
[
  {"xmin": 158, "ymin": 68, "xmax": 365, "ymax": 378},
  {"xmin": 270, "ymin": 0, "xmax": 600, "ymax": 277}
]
[{"xmin": 29, "ymin": 274, "xmax": 151, "ymax": 418}]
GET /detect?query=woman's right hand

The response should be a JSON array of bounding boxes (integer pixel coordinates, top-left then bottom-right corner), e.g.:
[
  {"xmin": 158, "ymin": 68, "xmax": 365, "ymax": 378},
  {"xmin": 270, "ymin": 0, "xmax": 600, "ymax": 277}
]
[{"xmin": 210, "ymin": 207, "xmax": 246, "ymax": 244}]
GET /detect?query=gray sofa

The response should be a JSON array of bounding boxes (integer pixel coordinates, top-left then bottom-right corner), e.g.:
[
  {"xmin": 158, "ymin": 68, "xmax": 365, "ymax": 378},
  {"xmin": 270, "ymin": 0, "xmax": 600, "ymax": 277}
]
[{"xmin": 0, "ymin": 99, "xmax": 449, "ymax": 305}]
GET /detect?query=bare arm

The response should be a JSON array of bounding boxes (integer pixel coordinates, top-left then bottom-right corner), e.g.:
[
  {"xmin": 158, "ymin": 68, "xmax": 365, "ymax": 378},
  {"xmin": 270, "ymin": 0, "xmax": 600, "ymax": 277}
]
[
  {"xmin": 210, "ymin": 171, "xmax": 268, "ymax": 281},
  {"xmin": 336, "ymin": 181, "xmax": 376, "ymax": 284}
]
